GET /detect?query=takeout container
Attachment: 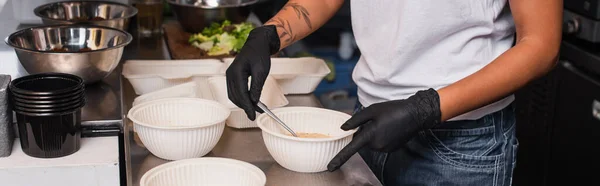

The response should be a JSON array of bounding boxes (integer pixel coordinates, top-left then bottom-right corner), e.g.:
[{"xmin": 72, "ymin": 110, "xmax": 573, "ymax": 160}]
[
  {"xmin": 132, "ymin": 82, "xmax": 199, "ymax": 106},
  {"xmin": 128, "ymin": 98, "xmax": 230, "ymax": 160},
  {"xmin": 140, "ymin": 157, "xmax": 266, "ymax": 186},
  {"xmin": 256, "ymin": 107, "xmax": 356, "ymax": 173},
  {"xmin": 208, "ymin": 76, "xmax": 288, "ymax": 128},
  {"xmin": 9, "ymin": 73, "xmax": 85, "ymax": 158},
  {"xmin": 122, "ymin": 59, "xmax": 224, "ymax": 96},
  {"xmin": 223, "ymin": 57, "xmax": 331, "ymax": 94}
]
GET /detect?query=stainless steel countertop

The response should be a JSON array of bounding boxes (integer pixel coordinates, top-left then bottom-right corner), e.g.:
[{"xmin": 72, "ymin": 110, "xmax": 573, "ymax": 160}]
[
  {"xmin": 119, "ymin": 21, "xmax": 382, "ymax": 186},
  {"xmin": 81, "ymin": 68, "xmax": 122, "ymax": 128}
]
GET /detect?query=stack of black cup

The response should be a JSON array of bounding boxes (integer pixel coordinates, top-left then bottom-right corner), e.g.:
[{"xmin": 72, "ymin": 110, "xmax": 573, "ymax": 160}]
[{"xmin": 9, "ymin": 73, "xmax": 85, "ymax": 158}]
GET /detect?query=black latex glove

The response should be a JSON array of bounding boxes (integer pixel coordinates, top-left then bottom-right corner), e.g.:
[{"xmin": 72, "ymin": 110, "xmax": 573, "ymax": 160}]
[
  {"xmin": 327, "ymin": 88, "xmax": 442, "ymax": 171},
  {"xmin": 226, "ymin": 25, "xmax": 280, "ymax": 120}
]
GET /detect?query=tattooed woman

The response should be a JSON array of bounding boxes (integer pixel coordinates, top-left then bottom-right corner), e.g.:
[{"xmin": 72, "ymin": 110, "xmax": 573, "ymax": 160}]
[{"xmin": 225, "ymin": 0, "xmax": 562, "ymax": 185}]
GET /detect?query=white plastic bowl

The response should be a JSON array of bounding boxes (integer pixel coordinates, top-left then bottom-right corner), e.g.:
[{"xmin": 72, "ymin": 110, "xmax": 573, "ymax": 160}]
[
  {"xmin": 128, "ymin": 98, "xmax": 230, "ymax": 160},
  {"xmin": 140, "ymin": 157, "xmax": 266, "ymax": 186},
  {"xmin": 208, "ymin": 75, "xmax": 288, "ymax": 129},
  {"xmin": 256, "ymin": 107, "xmax": 357, "ymax": 173}
]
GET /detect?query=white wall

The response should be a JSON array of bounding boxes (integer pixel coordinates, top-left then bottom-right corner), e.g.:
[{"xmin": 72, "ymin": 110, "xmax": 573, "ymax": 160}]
[{"xmin": 0, "ymin": 0, "xmax": 26, "ymax": 79}]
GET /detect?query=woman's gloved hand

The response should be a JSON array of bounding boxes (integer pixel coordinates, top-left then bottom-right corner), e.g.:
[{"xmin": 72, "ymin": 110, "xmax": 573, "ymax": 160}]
[
  {"xmin": 226, "ymin": 25, "xmax": 280, "ymax": 120},
  {"xmin": 327, "ymin": 88, "xmax": 442, "ymax": 171}
]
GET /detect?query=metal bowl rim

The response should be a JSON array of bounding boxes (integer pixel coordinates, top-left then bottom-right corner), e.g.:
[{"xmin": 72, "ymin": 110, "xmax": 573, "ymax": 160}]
[
  {"xmin": 4, "ymin": 24, "xmax": 133, "ymax": 54},
  {"xmin": 166, "ymin": 0, "xmax": 259, "ymax": 9},
  {"xmin": 33, "ymin": 0, "xmax": 138, "ymax": 22}
]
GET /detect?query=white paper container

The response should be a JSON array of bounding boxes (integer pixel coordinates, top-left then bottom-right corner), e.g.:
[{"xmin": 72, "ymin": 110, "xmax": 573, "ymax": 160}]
[
  {"xmin": 122, "ymin": 59, "xmax": 224, "ymax": 97},
  {"xmin": 256, "ymin": 107, "xmax": 357, "ymax": 173},
  {"xmin": 140, "ymin": 157, "xmax": 266, "ymax": 186},
  {"xmin": 208, "ymin": 76, "xmax": 289, "ymax": 129},
  {"xmin": 222, "ymin": 57, "xmax": 331, "ymax": 94},
  {"xmin": 132, "ymin": 82, "xmax": 199, "ymax": 106},
  {"xmin": 128, "ymin": 98, "xmax": 230, "ymax": 160}
]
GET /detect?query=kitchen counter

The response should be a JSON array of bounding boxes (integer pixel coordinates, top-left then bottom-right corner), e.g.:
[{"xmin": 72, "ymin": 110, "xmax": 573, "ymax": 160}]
[{"xmin": 118, "ymin": 20, "xmax": 382, "ymax": 186}]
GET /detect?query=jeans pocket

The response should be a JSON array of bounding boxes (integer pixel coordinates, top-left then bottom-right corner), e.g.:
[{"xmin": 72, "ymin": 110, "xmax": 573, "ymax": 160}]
[{"xmin": 421, "ymin": 126, "xmax": 505, "ymax": 170}]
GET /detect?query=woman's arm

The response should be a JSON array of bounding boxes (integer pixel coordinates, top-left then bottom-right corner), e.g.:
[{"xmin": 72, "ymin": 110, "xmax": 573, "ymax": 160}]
[
  {"xmin": 438, "ymin": 0, "xmax": 563, "ymax": 121},
  {"xmin": 264, "ymin": 0, "xmax": 345, "ymax": 49},
  {"xmin": 225, "ymin": 0, "xmax": 345, "ymax": 120}
]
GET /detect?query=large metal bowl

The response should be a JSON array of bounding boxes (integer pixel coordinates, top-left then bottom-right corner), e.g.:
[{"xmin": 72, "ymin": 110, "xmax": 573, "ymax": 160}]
[
  {"xmin": 167, "ymin": 0, "xmax": 258, "ymax": 33},
  {"xmin": 34, "ymin": 1, "xmax": 138, "ymax": 31},
  {"xmin": 5, "ymin": 25, "xmax": 132, "ymax": 84}
]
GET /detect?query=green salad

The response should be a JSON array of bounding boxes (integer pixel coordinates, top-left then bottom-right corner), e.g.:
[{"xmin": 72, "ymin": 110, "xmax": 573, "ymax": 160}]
[{"xmin": 188, "ymin": 20, "xmax": 255, "ymax": 56}]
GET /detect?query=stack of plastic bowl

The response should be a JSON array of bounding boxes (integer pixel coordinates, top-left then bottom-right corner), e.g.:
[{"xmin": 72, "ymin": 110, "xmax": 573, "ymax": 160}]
[
  {"xmin": 127, "ymin": 98, "xmax": 230, "ymax": 160},
  {"xmin": 256, "ymin": 107, "xmax": 358, "ymax": 173},
  {"xmin": 9, "ymin": 73, "xmax": 86, "ymax": 158}
]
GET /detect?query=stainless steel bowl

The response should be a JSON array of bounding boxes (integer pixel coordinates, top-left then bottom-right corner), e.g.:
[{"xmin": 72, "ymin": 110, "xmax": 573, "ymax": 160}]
[
  {"xmin": 34, "ymin": 1, "xmax": 138, "ymax": 31},
  {"xmin": 5, "ymin": 25, "xmax": 132, "ymax": 84},
  {"xmin": 167, "ymin": 0, "xmax": 258, "ymax": 33}
]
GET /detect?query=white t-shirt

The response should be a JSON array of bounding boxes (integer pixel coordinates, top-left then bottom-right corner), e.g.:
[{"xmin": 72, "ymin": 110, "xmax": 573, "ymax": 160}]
[{"xmin": 350, "ymin": 0, "xmax": 516, "ymax": 120}]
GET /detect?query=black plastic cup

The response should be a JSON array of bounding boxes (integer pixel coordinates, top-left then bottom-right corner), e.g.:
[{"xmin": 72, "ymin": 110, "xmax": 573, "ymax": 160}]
[
  {"xmin": 14, "ymin": 96, "xmax": 83, "ymax": 109},
  {"xmin": 14, "ymin": 108, "xmax": 82, "ymax": 158},
  {"xmin": 13, "ymin": 99, "xmax": 85, "ymax": 113},
  {"xmin": 10, "ymin": 73, "xmax": 84, "ymax": 96},
  {"xmin": 12, "ymin": 87, "xmax": 84, "ymax": 101},
  {"xmin": 12, "ymin": 100, "xmax": 84, "ymax": 116},
  {"xmin": 9, "ymin": 73, "xmax": 86, "ymax": 158},
  {"xmin": 13, "ymin": 92, "xmax": 84, "ymax": 105}
]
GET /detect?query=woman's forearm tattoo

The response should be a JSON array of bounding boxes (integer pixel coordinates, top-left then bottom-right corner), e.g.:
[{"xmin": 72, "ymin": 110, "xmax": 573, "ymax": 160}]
[
  {"xmin": 266, "ymin": 17, "xmax": 295, "ymax": 42},
  {"xmin": 265, "ymin": 2, "xmax": 312, "ymax": 43},
  {"xmin": 283, "ymin": 3, "xmax": 312, "ymax": 29}
]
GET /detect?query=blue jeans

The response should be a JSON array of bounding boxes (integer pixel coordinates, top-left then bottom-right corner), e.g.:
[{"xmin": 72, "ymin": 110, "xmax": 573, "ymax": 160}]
[{"xmin": 355, "ymin": 103, "xmax": 518, "ymax": 186}]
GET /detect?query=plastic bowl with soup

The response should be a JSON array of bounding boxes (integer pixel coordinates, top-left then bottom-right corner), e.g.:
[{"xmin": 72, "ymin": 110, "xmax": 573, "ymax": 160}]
[{"xmin": 256, "ymin": 107, "xmax": 357, "ymax": 173}]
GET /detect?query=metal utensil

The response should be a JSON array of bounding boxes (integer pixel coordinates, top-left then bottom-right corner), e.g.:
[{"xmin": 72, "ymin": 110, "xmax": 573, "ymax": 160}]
[
  {"xmin": 167, "ymin": 0, "xmax": 258, "ymax": 33},
  {"xmin": 256, "ymin": 102, "xmax": 298, "ymax": 137},
  {"xmin": 33, "ymin": 1, "xmax": 138, "ymax": 31},
  {"xmin": 5, "ymin": 25, "xmax": 132, "ymax": 84}
]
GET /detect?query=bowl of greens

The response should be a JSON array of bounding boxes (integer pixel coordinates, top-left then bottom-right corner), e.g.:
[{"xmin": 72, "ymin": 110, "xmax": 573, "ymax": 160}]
[
  {"xmin": 188, "ymin": 20, "xmax": 255, "ymax": 56},
  {"xmin": 168, "ymin": 0, "xmax": 258, "ymax": 33}
]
